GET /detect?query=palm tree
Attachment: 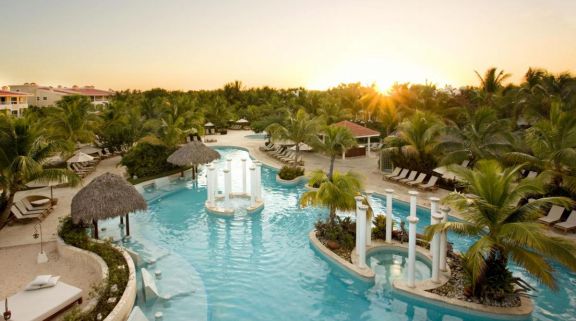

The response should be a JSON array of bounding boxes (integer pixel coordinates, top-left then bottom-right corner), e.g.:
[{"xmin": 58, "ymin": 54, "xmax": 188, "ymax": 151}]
[
  {"xmin": 313, "ymin": 125, "xmax": 357, "ymax": 180},
  {"xmin": 382, "ymin": 111, "xmax": 442, "ymax": 173},
  {"xmin": 47, "ymin": 95, "xmax": 100, "ymax": 148},
  {"xmin": 425, "ymin": 160, "xmax": 576, "ymax": 299},
  {"xmin": 299, "ymin": 170, "xmax": 363, "ymax": 223},
  {"xmin": 475, "ymin": 67, "xmax": 511, "ymax": 95},
  {"xmin": 0, "ymin": 116, "xmax": 81, "ymax": 228},
  {"xmin": 437, "ymin": 107, "xmax": 513, "ymax": 165},
  {"xmin": 265, "ymin": 109, "xmax": 321, "ymax": 163},
  {"xmin": 507, "ymin": 100, "xmax": 576, "ymax": 193}
]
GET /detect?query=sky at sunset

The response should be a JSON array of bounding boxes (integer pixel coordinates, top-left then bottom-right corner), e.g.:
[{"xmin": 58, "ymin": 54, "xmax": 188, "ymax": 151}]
[{"xmin": 1, "ymin": 0, "xmax": 575, "ymax": 91}]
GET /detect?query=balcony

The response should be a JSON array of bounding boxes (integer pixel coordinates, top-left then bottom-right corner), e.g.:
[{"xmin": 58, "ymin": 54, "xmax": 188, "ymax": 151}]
[{"xmin": 0, "ymin": 103, "xmax": 28, "ymax": 116}]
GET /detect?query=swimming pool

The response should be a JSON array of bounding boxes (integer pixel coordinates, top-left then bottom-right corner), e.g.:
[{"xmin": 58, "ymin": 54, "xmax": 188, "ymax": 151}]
[
  {"xmin": 244, "ymin": 133, "xmax": 267, "ymax": 140},
  {"xmin": 116, "ymin": 147, "xmax": 575, "ymax": 321}
]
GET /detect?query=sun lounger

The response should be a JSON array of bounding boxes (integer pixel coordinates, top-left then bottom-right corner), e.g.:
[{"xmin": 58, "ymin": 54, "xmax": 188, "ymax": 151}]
[
  {"xmin": 390, "ymin": 169, "xmax": 410, "ymax": 181},
  {"xmin": 11, "ymin": 205, "xmax": 42, "ymax": 220},
  {"xmin": 461, "ymin": 160, "xmax": 470, "ymax": 168},
  {"xmin": 22, "ymin": 198, "xmax": 52, "ymax": 211},
  {"xmin": 8, "ymin": 281, "xmax": 82, "ymax": 321},
  {"xmin": 419, "ymin": 176, "xmax": 439, "ymax": 191},
  {"xmin": 398, "ymin": 171, "xmax": 418, "ymax": 183},
  {"xmin": 553, "ymin": 210, "xmax": 576, "ymax": 233},
  {"xmin": 15, "ymin": 201, "xmax": 47, "ymax": 216},
  {"xmin": 406, "ymin": 173, "xmax": 427, "ymax": 186},
  {"xmin": 384, "ymin": 167, "xmax": 402, "ymax": 179},
  {"xmin": 538, "ymin": 205, "xmax": 565, "ymax": 225}
]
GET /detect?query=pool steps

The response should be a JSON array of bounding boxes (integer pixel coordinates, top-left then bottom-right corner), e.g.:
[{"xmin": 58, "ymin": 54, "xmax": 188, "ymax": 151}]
[{"xmin": 127, "ymin": 306, "xmax": 150, "ymax": 321}]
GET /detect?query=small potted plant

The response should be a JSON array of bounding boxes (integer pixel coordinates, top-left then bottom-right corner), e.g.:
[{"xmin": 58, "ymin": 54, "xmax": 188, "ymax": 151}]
[{"xmin": 4, "ymin": 298, "xmax": 11, "ymax": 320}]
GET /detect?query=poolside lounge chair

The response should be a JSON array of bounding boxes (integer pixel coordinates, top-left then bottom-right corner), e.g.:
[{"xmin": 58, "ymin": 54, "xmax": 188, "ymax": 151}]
[
  {"xmin": 383, "ymin": 167, "xmax": 402, "ymax": 179},
  {"xmin": 553, "ymin": 210, "xmax": 576, "ymax": 233},
  {"xmin": 406, "ymin": 173, "xmax": 427, "ymax": 186},
  {"xmin": 419, "ymin": 176, "xmax": 439, "ymax": 191},
  {"xmin": 398, "ymin": 171, "xmax": 418, "ymax": 183},
  {"xmin": 390, "ymin": 169, "xmax": 410, "ymax": 182},
  {"xmin": 8, "ymin": 281, "xmax": 82, "ymax": 321},
  {"xmin": 11, "ymin": 205, "xmax": 42, "ymax": 220},
  {"xmin": 22, "ymin": 197, "xmax": 52, "ymax": 211},
  {"xmin": 15, "ymin": 201, "xmax": 48, "ymax": 216},
  {"xmin": 538, "ymin": 205, "xmax": 565, "ymax": 225}
]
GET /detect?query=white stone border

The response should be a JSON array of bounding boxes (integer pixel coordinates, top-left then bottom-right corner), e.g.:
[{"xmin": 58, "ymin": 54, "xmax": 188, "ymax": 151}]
[{"xmin": 275, "ymin": 174, "xmax": 307, "ymax": 186}]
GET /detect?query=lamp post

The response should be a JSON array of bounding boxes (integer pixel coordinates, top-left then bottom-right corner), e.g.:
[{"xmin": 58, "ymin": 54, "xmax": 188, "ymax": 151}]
[{"xmin": 33, "ymin": 223, "xmax": 48, "ymax": 264}]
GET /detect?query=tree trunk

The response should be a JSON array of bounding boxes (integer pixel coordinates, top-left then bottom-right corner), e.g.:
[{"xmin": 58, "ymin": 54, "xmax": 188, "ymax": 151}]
[
  {"xmin": 328, "ymin": 206, "xmax": 337, "ymax": 224},
  {"xmin": 295, "ymin": 145, "xmax": 300, "ymax": 164},
  {"xmin": 0, "ymin": 193, "xmax": 15, "ymax": 229},
  {"xmin": 328, "ymin": 156, "xmax": 336, "ymax": 181}
]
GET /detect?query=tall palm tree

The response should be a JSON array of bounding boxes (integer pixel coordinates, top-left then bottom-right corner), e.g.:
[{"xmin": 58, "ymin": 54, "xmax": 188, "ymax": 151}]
[
  {"xmin": 0, "ymin": 116, "xmax": 81, "ymax": 228},
  {"xmin": 383, "ymin": 111, "xmax": 442, "ymax": 173},
  {"xmin": 507, "ymin": 100, "xmax": 576, "ymax": 193},
  {"xmin": 475, "ymin": 67, "xmax": 511, "ymax": 94},
  {"xmin": 47, "ymin": 95, "xmax": 100, "ymax": 147},
  {"xmin": 437, "ymin": 107, "xmax": 513, "ymax": 165},
  {"xmin": 299, "ymin": 170, "xmax": 363, "ymax": 223},
  {"xmin": 265, "ymin": 109, "xmax": 321, "ymax": 163},
  {"xmin": 426, "ymin": 160, "xmax": 576, "ymax": 299},
  {"xmin": 313, "ymin": 125, "xmax": 357, "ymax": 180}
]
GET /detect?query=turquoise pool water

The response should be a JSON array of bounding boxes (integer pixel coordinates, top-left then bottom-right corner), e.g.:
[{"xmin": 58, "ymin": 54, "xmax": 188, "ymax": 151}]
[{"xmin": 112, "ymin": 148, "xmax": 575, "ymax": 321}]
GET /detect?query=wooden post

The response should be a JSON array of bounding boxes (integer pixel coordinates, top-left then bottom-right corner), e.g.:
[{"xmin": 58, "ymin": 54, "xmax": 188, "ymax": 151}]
[
  {"xmin": 93, "ymin": 220, "xmax": 99, "ymax": 239},
  {"xmin": 126, "ymin": 213, "xmax": 130, "ymax": 236}
]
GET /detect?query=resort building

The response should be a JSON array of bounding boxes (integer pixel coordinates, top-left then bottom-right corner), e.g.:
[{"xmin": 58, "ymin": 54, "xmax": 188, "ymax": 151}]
[
  {"xmin": 0, "ymin": 86, "xmax": 31, "ymax": 116},
  {"xmin": 8, "ymin": 83, "xmax": 114, "ymax": 107}
]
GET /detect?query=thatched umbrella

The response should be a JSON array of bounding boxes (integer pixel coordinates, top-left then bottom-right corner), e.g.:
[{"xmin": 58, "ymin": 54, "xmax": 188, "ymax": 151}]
[
  {"xmin": 71, "ymin": 172, "xmax": 147, "ymax": 239},
  {"xmin": 167, "ymin": 141, "xmax": 221, "ymax": 179}
]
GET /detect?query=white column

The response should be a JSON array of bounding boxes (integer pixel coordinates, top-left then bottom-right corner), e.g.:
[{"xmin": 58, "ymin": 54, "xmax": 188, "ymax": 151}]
[
  {"xmin": 407, "ymin": 190, "xmax": 419, "ymax": 288},
  {"xmin": 355, "ymin": 196, "xmax": 367, "ymax": 269},
  {"xmin": 207, "ymin": 165, "xmax": 214, "ymax": 206},
  {"xmin": 255, "ymin": 161, "xmax": 262, "ymax": 201},
  {"xmin": 440, "ymin": 206, "xmax": 450, "ymax": 272},
  {"xmin": 224, "ymin": 168, "xmax": 231, "ymax": 204},
  {"xmin": 431, "ymin": 212, "xmax": 443, "ymax": 283},
  {"xmin": 241, "ymin": 158, "xmax": 247, "ymax": 194},
  {"xmin": 385, "ymin": 189, "xmax": 394, "ymax": 243},
  {"xmin": 367, "ymin": 136, "xmax": 371, "ymax": 157},
  {"xmin": 365, "ymin": 191, "xmax": 373, "ymax": 246},
  {"xmin": 342, "ymin": 151, "xmax": 345, "ymax": 160},
  {"xmin": 226, "ymin": 157, "xmax": 232, "ymax": 171},
  {"xmin": 429, "ymin": 197, "xmax": 439, "ymax": 225},
  {"xmin": 249, "ymin": 166, "xmax": 256, "ymax": 206},
  {"xmin": 212, "ymin": 164, "xmax": 218, "ymax": 201}
]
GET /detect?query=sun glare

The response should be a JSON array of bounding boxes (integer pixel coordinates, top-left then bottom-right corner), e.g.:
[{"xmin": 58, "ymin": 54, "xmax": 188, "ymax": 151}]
[{"xmin": 307, "ymin": 57, "xmax": 445, "ymax": 93}]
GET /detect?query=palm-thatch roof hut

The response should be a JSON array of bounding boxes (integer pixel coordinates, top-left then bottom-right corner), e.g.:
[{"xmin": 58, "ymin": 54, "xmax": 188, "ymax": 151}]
[
  {"xmin": 71, "ymin": 172, "xmax": 147, "ymax": 239},
  {"xmin": 167, "ymin": 141, "xmax": 221, "ymax": 178}
]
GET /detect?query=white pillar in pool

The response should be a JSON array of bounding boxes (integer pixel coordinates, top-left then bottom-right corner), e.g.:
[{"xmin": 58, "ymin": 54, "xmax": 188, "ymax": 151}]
[
  {"xmin": 249, "ymin": 165, "xmax": 256, "ymax": 206},
  {"xmin": 365, "ymin": 191, "xmax": 373, "ymax": 246},
  {"xmin": 431, "ymin": 211, "xmax": 443, "ymax": 283},
  {"xmin": 224, "ymin": 168, "xmax": 231, "ymax": 204},
  {"xmin": 439, "ymin": 206, "xmax": 450, "ymax": 272},
  {"xmin": 255, "ymin": 161, "xmax": 262, "ymax": 201},
  {"xmin": 429, "ymin": 197, "xmax": 439, "ymax": 225},
  {"xmin": 407, "ymin": 190, "xmax": 419, "ymax": 288},
  {"xmin": 385, "ymin": 189, "xmax": 394, "ymax": 243},
  {"xmin": 206, "ymin": 164, "xmax": 214, "ymax": 206},
  {"xmin": 226, "ymin": 157, "xmax": 232, "ymax": 171},
  {"xmin": 241, "ymin": 158, "xmax": 247, "ymax": 194},
  {"xmin": 355, "ymin": 196, "xmax": 368, "ymax": 269},
  {"xmin": 212, "ymin": 163, "xmax": 218, "ymax": 201}
]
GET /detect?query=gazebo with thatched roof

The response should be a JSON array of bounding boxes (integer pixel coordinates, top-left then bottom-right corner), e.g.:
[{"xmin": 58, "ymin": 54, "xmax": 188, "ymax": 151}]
[
  {"xmin": 71, "ymin": 172, "xmax": 147, "ymax": 239},
  {"xmin": 167, "ymin": 141, "xmax": 221, "ymax": 178}
]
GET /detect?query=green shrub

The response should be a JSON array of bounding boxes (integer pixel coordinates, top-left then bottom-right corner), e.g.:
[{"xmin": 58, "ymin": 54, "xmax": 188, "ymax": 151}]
[
  {"xmin": 59, "ymin": 217, "xmax": 129, "ymax": 321},
  {"xmin": 372, "ymin": 214, "xmax": 394, "ymax": 240},
  {"xmin": 120, "ymin": 142, "xmax": 178, "ymax": 178},
  {"xmin": 315, "ymin": 217, "xmax": 356, "ymax": 250},
  {"xmin": 278, "ymin": 166, "xmax": 304, "ymax": 180}
]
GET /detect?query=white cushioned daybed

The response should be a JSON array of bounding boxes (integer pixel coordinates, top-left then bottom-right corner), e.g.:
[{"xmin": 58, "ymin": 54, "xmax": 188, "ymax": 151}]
[{"xmin": 8, "ymin": 281, "xmax": 82, "ymax": 321}]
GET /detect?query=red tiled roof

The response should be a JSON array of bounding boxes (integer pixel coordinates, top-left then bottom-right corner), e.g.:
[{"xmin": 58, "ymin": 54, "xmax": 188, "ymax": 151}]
[
  {"xmin": 52, "ymin": 87, "xmax": 114, "ymax": 96},
  {"xmin": 0, "ymin": 90, "xmax": 31, "ymax": 97},
  {"xmin": 334, "ymin": 120, "xmax": 380, "ymax": 138}
]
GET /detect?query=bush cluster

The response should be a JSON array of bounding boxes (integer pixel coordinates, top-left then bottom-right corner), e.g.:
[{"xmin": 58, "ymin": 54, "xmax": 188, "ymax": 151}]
[
  {"xmin": 120, "ymin": 142, "xmax": 178, "ymax": 178},
  {"xmin": 59, "ymin": 217, "xmax": 129, "ymax": 321},
  {"xmin": 314, "ymin": 217, "xmax": 356, "ymax": 251},
  {"xmin": 278, "ymin": 166, "xmax": 304, "ymax": 180}
]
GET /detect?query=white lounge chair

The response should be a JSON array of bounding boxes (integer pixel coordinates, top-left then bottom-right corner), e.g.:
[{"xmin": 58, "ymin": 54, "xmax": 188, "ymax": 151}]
[
  {"xmin": 384, "ymin": 167, "xmax": 401, "ymax": 179},
  {"xmin": 390, "ymin": 169, "xmax": 411, "ymax": 182},
  {"xmin": 538, "ymin": 205, "xmax": 565, "ymax": 225},
  {"xmin": 8, "ymin": 281, "xmax": 82, "ymax": 321},
  {"xmin": 406, "ymin": 173, "xmax": 427, "ymax": 186},
  {"xmin": 398, "ymin": 170, "xmax": 418, "ymax": 183},
  {"xmin": 554, "ymin": 210, "xmax": 576, "ymax": 233},
  {"xmin": 419, "ymin": 176, "xmax": 439, "ymax": 191},
  {"xmin": 11, "ymin": 205, "xmax": 42, "ymax": 220}
]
